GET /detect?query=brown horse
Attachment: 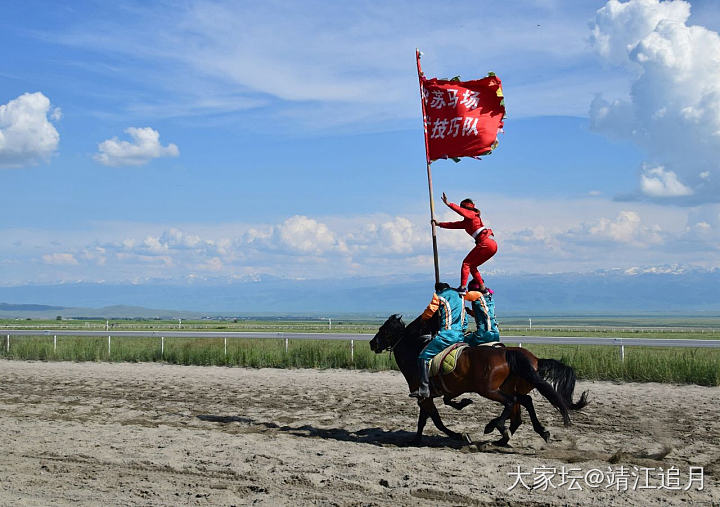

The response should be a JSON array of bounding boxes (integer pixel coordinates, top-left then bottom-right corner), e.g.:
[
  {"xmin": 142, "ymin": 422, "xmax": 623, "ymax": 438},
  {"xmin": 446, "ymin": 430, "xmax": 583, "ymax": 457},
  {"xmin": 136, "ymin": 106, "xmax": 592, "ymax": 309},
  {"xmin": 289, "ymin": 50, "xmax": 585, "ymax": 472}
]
[{"xmin": 369, "ymin": 314, "xmax": 589, "ymax": 445}]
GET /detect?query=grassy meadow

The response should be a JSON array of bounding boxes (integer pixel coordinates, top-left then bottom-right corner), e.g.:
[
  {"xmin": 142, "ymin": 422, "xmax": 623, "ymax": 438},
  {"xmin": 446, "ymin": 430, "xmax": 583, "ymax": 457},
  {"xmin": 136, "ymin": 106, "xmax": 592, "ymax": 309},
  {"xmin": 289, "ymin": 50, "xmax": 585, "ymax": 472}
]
[{"xmin": 1, "ymin": 318, "xmax": 719, "ymax": 386}]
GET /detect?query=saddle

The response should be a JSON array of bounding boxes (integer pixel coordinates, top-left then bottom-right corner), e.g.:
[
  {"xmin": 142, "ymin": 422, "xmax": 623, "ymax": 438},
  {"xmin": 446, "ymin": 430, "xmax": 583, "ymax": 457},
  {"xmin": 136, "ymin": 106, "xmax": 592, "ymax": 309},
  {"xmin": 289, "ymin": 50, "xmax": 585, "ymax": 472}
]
[
  {"xmin": 429, "ymin": 343, "xmax": 467, "ymax": 378},
  {"xmin": 428, "ymin": 341, "xmax": 504, "ymax": 378}
]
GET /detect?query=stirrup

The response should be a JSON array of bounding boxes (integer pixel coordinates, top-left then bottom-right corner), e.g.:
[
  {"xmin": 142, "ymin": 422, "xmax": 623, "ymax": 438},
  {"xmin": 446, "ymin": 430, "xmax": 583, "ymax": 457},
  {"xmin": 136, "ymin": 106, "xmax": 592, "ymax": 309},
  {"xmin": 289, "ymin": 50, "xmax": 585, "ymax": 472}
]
[{"xmin": 409, "ymin": 389, "xmax": 430, "ymax": 400}]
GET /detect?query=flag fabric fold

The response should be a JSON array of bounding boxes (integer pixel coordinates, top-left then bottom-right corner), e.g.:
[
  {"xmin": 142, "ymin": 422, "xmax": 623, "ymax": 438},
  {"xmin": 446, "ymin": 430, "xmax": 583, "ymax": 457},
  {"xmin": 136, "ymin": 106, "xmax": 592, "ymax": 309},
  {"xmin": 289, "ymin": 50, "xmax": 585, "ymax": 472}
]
[{"xmin": 418, "ymin": 60, "xmax": 505, "ymax": 162}]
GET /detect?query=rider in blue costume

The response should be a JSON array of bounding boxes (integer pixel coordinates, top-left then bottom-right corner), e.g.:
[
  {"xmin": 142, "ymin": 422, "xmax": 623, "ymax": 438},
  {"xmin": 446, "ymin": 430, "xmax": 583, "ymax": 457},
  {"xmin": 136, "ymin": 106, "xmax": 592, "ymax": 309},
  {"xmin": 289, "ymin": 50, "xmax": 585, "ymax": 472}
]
[
  {"xmin": 409, "ymin": 282, "xmax": 469, "ymax": 400},
  {"xmin": 464, "ymin": 279, "xmax": 500, "ymax": 346}
]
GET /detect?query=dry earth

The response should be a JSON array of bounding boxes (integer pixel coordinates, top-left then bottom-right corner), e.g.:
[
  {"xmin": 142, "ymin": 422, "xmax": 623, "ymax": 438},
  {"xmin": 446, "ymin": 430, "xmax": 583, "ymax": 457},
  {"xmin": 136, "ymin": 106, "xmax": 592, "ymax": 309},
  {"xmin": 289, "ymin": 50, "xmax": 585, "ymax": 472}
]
[{"xmin": 0, "ymin": 360, "xmax": 718, "ymax": 506}]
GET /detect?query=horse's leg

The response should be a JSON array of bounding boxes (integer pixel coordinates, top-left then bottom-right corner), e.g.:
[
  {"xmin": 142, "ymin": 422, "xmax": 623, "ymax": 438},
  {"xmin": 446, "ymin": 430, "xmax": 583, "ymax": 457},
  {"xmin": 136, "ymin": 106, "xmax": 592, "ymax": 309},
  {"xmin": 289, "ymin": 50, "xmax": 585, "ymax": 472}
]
[
  {"xmin": 424, "ymin": 399, "xmax": 469, "ymax": 443},
  {"xmin": 443, "ymin": 395, "xmax": 473, "ymax": 411},
  {"xmin": 509, "ymin": 403, "xmax": 522, "ymax": 435},
  {"xmin": 517, "ymin": 393, "xmax": 551, "ymax": 442},
  {"xmin": 481, "ymin": 390, "xmax": 515, "ymax": 446},
  {"xmin": 411, "ymin": 405, "xmax": 430, "ymax": 445}
]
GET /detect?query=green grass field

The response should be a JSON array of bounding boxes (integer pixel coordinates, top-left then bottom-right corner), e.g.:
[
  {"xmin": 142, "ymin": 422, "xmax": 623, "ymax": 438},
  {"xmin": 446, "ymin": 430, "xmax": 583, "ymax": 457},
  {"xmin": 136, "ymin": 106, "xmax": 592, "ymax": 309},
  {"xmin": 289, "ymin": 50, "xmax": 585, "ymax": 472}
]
[{"xmin": 1, "ymin": 332, "xmax": 719, "ymax": 386}]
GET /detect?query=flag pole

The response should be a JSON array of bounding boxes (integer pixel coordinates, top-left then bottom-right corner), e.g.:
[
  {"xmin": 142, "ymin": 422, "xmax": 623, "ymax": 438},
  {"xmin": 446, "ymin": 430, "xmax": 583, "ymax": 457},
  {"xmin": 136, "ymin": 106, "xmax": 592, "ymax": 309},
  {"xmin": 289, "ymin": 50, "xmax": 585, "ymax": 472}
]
[{"xmin": 416, "ymin": 49, "xmax": 440, "ymax": 284}]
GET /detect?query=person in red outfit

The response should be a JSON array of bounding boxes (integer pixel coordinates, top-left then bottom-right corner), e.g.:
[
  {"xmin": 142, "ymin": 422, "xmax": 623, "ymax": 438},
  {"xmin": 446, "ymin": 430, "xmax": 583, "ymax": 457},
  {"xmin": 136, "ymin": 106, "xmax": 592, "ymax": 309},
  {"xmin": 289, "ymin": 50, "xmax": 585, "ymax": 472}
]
[{"xmin": 433, "ymin": 192, "xmax": 497, "ymax": 294}]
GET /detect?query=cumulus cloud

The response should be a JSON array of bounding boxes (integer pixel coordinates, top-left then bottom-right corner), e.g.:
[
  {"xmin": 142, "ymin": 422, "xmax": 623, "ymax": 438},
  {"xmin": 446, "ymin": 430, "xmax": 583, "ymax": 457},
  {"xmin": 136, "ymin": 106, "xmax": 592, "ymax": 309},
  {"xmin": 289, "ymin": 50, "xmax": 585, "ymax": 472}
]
[
  {"xmin": 6, "ymin": 196, "xmax": 719, "ymax": 285},
  {"xmin": 42, "ymin": 253, "xmax": 79, "ymax": 265},
  {"xmin": 590, "ymin": 0, "xmax": 690, "ymax": 67},
  {"xmin": 640, "ymin": 165, "xmax": 693, "ymax": 197},
  {"xmin": 587, "ymin": 210, "xmax": 663, "ymax": 244},
  {"xmin": 275, "ymin": 216, "xmax": 338, "ymax": 254},
  {"xmin": 0, "ymin": 92, "xmax": 61, "ymax": 168},
  {"xmin": 94, "ymin": 127, "xmax": 179, "ymax": 166},
  {"xmin": 590, "ymin": 0, "xmax": 720, "ymax": 203}
]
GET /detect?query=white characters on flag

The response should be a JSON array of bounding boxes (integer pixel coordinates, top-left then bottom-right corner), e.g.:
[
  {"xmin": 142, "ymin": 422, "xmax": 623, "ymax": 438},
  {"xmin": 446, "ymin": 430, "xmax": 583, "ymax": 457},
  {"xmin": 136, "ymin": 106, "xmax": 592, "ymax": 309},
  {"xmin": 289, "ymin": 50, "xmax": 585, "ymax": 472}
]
[
  {"xmin": 428, "ymin": 116, "xmax": 480, "ymax": 138},
  {"xmin": 448, "ymin": 117, "xmax": 462, "ymax": 137},
  {"xmin": 429, "ymin": 90, "xmax": 446, "ymax": 109},
  {"xmin": 462, "ymin": 117, "xmax": 479, "ymax": 136},
  {"xmin": 460, "ymin": 90, "xmax": 481, "ymax": 109},
  {"xmin": 430, "ymin": 118, "xmax": 449, "ymax": 139}
]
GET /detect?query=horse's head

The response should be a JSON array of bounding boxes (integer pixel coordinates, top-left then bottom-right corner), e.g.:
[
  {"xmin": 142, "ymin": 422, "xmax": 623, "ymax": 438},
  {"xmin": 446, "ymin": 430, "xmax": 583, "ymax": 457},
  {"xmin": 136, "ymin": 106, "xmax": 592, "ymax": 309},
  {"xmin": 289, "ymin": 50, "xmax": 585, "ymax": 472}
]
[{"xmin": 369, "ymin": 314, "xmax": 406, "ymax": 353}]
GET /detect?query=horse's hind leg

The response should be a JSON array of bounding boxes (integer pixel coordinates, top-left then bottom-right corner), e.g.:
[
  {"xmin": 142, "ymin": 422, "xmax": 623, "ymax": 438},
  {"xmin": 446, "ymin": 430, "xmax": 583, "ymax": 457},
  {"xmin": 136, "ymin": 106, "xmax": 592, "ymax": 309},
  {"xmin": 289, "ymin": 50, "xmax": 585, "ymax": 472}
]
[
  {"xmin": 517, "ymin": 393, "xmax": 550, "ymax": 442},
  {"xmin": 481, "ymin": 390, "xmax": 515, "ymax": 446},
  {"xmin": 443, "ymin": 395, "xmax": 473, "ymax": 411},
  {"xmin": 509, "ymin": 403, "xmax": 522, "ymax": 435}
]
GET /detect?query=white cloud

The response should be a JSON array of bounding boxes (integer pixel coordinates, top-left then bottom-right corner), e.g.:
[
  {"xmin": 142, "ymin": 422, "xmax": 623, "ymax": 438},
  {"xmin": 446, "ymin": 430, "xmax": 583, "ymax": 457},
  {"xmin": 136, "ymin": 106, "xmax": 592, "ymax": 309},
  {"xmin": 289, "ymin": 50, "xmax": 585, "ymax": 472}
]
[
  {"xmin": 42, "ymin": 253, "xmax": 79, "ymax": 265},
  {"xmin": 640, "ymin": 165, "xmax": 693, "ymax": 197},
  {"xmin": 44, "ymin": 1, "xmax": 632, "ymax": 126},
  {"xmin": 274, "ymin": 215, "xmax": 338, "ymax": 254},
  {"xmin": 587, "ymin": 210, "xmax": 662, "ymax": 244},
  {"xmin": 0, "ymin": 92, "xmax": 60, "ymax": 168},
  {"xmin": 4, "ymin": 196, "xmax": 720, "ymax": 285},
  {"xmin": 590, "ymin": 0, "xmax": 690, "ymax": 67},
  {"xmin": 199, "ymin": 257, "xmax": 223, "ymax": 272},
  {"xmin": 590, "ymin": 0, "xmax": 720, "ymax": 203},
  {"xmin": 94, "ymin": 127, "xmax": 179, "ymax": 166}
]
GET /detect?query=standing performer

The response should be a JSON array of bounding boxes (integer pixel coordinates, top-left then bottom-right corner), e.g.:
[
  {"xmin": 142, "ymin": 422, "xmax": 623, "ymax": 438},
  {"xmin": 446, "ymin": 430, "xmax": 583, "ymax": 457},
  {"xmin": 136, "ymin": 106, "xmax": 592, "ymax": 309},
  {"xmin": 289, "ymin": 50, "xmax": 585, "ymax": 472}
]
[{"xmin": 433, "ymin": 192, "xmax": 497, "ymax": 294}]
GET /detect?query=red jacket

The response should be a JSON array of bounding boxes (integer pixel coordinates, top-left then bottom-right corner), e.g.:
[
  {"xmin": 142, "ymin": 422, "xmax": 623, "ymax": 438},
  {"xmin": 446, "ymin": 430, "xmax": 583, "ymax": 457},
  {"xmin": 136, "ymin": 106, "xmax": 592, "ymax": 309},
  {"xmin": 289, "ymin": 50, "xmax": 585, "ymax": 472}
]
[{"xmin": 437, "ymin": 202, "xmax": 492, "ymax": 241}]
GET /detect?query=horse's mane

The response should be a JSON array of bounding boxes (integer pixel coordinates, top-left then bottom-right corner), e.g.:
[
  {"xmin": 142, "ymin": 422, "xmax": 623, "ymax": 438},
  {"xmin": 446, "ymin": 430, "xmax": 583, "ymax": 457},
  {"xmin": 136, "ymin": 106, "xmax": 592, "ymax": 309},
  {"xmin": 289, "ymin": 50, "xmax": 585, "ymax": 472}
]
[{"xmin": 404, "ymin": 312, "xmax": 439, "ymax": 342}]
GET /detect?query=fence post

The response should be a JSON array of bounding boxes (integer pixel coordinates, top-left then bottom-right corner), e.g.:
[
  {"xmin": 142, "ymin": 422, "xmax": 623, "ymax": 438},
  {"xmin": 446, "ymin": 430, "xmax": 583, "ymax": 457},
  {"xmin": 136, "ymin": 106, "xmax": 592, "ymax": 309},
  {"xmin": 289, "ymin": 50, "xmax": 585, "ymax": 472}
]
[
  {"xmin": 224, "ymin": 337, "xmax": 227, "ymax": 357},
  {"xmin": 108, "ymin": 335, "xmax": 111, "ymax": 358},
  {"xmin": 161, "ymin": 336, "xmax": 164, "ymax": 357},
  {"xmin": 6, "ymin": 334, "xmax": 9, "ymax": 353},
  {"xmin": 620, "ymin": 344, "xmax": 625, "ymax": 362},
  {"xmin": 285, "ymin": 337, "xmax": 289, "ymax": 354},
  {"xmin": 54, "ymin": 335, "xmax": 57, "ymax": 353},
  {"xmin": 351, "ymin": 339, "xmax": 354, "ymax": 363}
]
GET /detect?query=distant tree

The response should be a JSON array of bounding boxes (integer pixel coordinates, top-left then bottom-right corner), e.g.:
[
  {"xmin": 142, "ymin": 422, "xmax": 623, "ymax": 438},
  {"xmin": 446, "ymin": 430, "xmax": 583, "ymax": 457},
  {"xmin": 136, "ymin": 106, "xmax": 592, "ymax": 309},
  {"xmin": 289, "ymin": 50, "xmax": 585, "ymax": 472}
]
[{"xmin": 56, "ymin": 315, "xmax": 62, "ymax": 321}]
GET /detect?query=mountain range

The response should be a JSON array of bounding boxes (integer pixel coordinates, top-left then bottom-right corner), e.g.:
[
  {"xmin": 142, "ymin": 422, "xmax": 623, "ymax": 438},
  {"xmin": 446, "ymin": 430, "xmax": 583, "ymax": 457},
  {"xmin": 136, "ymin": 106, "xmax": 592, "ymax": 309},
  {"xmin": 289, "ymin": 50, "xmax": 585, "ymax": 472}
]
[{"xmin": 0, "ymin": 266, "xmax": 717, "ymax": 319}]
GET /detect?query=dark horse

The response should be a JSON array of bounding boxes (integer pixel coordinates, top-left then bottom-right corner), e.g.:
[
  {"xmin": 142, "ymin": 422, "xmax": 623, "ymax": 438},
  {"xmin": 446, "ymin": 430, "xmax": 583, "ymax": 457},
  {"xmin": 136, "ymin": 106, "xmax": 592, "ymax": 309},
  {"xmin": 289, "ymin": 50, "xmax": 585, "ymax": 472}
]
[{"xmin": 369, "ymin": 314, "xmax": 589, "ymax": 445}]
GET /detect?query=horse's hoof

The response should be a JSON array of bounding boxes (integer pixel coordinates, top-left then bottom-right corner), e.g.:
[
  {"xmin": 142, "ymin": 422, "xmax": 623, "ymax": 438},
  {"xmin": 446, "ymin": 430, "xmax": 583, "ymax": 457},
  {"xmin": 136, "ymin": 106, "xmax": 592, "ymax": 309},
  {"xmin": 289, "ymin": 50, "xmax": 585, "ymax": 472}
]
[
  {"xmin": 458, "ymin": 398, "xmax": 473, "ymax": 408},
  {"xmin": 493, "ymin": 438, "xmax": 510, "ymax": 447},
  {"xmin": 542, "ymin": 431, "xmax": 550, "ymax": 443},
  {"xmin": 483, "ymin": 422, "xmax": 496, "ymax": 434}
]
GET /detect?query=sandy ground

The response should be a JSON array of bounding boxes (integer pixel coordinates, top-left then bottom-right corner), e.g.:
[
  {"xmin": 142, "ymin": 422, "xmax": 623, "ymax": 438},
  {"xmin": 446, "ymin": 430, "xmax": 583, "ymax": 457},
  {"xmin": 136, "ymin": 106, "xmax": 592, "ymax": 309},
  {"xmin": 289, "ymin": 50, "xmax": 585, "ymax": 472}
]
[{"xmin": 0, "ymin": 360, "xmax": 718, "ymax": 506}]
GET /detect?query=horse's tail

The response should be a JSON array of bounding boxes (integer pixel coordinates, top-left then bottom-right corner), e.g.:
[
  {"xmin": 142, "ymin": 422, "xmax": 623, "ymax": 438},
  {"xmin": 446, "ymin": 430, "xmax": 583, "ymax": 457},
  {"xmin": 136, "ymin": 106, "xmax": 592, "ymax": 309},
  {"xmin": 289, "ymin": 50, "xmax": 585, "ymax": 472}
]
[
  {"xmin": 537, "ymin": 358, "xmax": 589, "ymax": 411},
  {"xmin": 505, "ymin": 349, "xmax": 570, "ymax": 426}
]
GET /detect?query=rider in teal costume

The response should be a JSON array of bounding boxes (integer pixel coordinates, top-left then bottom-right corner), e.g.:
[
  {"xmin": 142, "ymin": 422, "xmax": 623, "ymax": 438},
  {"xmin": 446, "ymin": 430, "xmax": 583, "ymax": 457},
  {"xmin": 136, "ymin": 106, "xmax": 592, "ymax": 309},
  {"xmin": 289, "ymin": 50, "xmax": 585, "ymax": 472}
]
[
  {"xmin": 409, "ymin": 282, "xmax": 468, "ymax": 400},
  {"xmin": 464, "ymin": 280, "xmax": 500, "ymax": 346},
  {"xmin": 418, "ymin": 283, "xmax": 467, "ymax": 361}
]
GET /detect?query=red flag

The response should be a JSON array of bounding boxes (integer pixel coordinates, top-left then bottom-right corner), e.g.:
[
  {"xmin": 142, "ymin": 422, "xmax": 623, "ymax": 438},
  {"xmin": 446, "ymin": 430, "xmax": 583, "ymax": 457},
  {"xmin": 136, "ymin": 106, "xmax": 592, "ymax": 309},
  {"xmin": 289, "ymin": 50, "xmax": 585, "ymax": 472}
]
[{"xmin": 417, "ymin": 55, "xmax": 505, "ymax": 162}]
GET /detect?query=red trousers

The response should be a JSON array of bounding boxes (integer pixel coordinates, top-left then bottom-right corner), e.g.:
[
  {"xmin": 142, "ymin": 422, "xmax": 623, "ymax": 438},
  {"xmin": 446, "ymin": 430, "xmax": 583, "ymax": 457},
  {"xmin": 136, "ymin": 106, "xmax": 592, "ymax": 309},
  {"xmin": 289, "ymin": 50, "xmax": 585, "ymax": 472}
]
[{"xmin": 461, "ymin": 236, "xmax": 497, "ymax": 288}]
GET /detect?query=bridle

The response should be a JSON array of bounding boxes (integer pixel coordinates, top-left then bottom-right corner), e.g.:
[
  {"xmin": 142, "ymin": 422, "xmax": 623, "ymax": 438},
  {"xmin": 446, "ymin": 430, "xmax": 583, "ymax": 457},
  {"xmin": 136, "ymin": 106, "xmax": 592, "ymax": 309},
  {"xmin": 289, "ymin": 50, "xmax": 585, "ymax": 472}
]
[{"xmin": 378, "ymin": 319, "xmax": 408, "ymax": 354}]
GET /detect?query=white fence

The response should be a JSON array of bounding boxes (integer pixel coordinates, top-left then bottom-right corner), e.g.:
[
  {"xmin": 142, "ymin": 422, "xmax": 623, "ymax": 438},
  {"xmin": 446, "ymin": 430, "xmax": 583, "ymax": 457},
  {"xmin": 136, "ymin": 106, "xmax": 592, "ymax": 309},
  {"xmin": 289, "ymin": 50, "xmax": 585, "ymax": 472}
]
[{"xmin": 3, "ymin": 329, "xmax": 720, "ymax": 363}]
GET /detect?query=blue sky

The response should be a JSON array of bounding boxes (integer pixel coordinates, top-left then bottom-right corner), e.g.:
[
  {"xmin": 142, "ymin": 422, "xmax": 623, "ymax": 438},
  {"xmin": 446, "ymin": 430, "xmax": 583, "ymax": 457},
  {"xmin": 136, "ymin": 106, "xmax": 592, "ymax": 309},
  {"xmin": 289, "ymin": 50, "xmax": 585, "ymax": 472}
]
[{"xmin": 2, "ymin": 0, "xmax": 720, "ymax": 288}]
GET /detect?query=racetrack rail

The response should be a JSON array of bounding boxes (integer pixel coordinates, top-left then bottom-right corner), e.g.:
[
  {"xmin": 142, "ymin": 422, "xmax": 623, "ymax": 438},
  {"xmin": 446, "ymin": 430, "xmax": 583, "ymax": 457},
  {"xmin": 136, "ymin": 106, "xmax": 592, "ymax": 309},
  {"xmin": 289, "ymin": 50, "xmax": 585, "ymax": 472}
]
[{"xmin": 1, "ymin": 329, "xmax": 720, "ymax": 347}]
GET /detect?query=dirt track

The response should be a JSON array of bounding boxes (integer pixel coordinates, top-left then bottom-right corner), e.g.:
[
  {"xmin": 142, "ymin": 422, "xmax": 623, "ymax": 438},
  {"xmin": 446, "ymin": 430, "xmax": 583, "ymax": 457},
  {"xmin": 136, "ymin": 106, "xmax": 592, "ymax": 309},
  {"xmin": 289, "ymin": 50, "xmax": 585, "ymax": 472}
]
[{"xmin": 0, "ymin": 360, "xmax": 718, "ymax": 505}]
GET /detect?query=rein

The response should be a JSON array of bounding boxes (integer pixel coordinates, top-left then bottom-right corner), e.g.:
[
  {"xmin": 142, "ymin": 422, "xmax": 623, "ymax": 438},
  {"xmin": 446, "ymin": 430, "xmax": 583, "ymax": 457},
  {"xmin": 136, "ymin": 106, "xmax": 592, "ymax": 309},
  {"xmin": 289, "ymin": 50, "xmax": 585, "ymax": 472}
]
[{"xmin": 387, "ymin": 330, "xmax": 408, "ymax": 354}]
